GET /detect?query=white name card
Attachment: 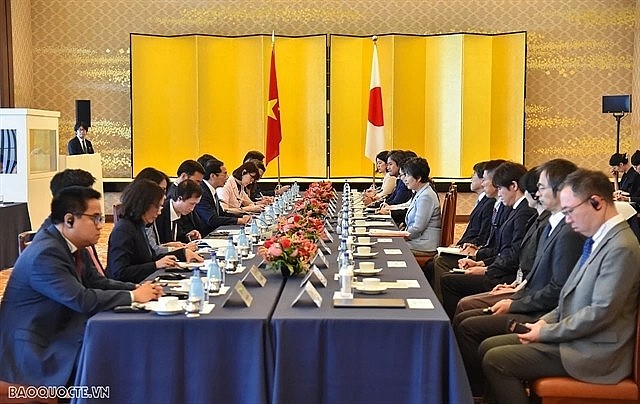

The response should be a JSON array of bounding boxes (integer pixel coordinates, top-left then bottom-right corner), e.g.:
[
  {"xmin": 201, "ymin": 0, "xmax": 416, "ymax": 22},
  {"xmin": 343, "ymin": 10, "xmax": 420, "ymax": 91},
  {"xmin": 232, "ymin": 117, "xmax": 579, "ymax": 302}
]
[
  {"xmin": 318, "ymin": 238, "xmax": 332, "ymax": 255},
  {"xmin": 314, "ymin": 249, "xmax": 330, "ymax": 267},
  {"xmin": 241, "ymin": 265, "xmax": 267, "ymax": 287},
  {"xmin": 235, "ymin": 281, "xmax": 253, "ymax": 307},
  {"xmin": 300, "ymin": 264, "xmax": 328, "ymax": 288},
  {"xmin": 383, "ymin": 248, "xmax": 403, "ymax": 255},
  {"xmin": 376, "ymin": 238, "xmax": 393, "ymax": 243},
  {"xmin": 291, "ymin": 281, "xmax": 323, "ymax": 307},
  {"xmin": 324, "ymin": 228, "xmax": 334, "ymax": 243},
  {"xmin": 406, "ymin": 298, "xmax": 434, "ymax": 309},
  {"xmin": 387, "ymin": 260, "xmax": 407, "ymax": 268}
]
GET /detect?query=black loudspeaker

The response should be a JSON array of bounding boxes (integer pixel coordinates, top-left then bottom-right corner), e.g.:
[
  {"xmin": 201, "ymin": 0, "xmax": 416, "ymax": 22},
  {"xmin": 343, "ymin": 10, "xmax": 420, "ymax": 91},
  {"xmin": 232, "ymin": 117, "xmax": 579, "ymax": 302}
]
[{"xmin": 75, "ymin": 100, "xmax": 91, "ymax": 127}]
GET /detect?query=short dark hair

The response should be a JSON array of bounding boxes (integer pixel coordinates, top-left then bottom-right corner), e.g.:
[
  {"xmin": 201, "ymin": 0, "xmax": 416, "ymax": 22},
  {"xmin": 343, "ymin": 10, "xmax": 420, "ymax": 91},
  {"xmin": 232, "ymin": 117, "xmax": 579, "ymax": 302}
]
[
  {"xmin": 50, "ymin": 186, "xmax": 101, "ymax": 224},
  {"xmin": 561, "ymin": 168, "xmax": 614, "ymax": 204},
  {"xmin": 539, "ymin": 158, "xmax": 579, "ymax": 195},
  {"xmin": 120, "ymin": 179, "xmax": 164, "ymax": 223},
  {"xmin": 243, "ymin": 150, "xmax": 265, "ymax": 163},
  {"xmin": 134, "ymin": 167, "xmax": 169, "ymax": 186},
  {"xmin": 401, "ymin": 157, "xmax": 431, "ymax": 183},
  {"xmin": 204, "ymin": 159, "xmax": 225, "ymax": 179},
  {"xmin": 376, "ymin": 150, "xmax": 389, "ymax": 162},
  {"xmin": 174, "ymin": 179, "xmax": 202, "ymax": 200},
  {"xmin": 232, "ymin": 161, "xmax": 260, "ymax": 181},
  {"xmin": 248, "ymin": 158, "xmax": 266, "ymax": 174},
  {"xmin": 74, "ymin": 121, "xmax": 89, "ymax": 131},
  {"xmin": 519, "ymin": 166, "xmax": 540, "ymax": 197},
  {"xmin": 387, "ymin": 150, "xmax": 407, "ymax": 166},
  {"xmin": 630, "ymin": 150, "xmax": 640, "ymax": 166},
  {"xmin": 197, "ymin": 154, "xmax": 219, "ymax": 168},
  {"xmin": 609, "ymin": 152, "xmax": 628, "ymax": 166},
  {"xmin": 472, "ymin": 161, "xmax": 487, "ymax": 178},
  {"xmin": 404, "ymin": 150, "xmax": 418, "ymax": 158},
  {"xmin": 176, "ymin": 160, "xmax": 205, "ymax": 177},
  {"xmin": 483, "ymin": 159, "xmax": 507, "ymax": 176},
  {"xmin": 491, "ymin": 162, "xmax": 528, "ymax": 188},
  {"xmin": 50, "ymin": 169, "xmax": 96, "ymax": 196}
]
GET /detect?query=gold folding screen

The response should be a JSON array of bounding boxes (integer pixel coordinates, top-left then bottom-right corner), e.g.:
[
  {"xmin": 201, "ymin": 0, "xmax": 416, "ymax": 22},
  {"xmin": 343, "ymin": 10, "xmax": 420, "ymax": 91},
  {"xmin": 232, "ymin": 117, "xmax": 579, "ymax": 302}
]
[
  {"xmin": 330, "ymin": 33, "xmax": 525, "ymax": 178},
  {"xmin": 131, "ymin": 32, "xmax": 524, "ymax": 179},
  {"xmin": 131, "ymin": 34, "xmax": 327, "ymax": 178}
]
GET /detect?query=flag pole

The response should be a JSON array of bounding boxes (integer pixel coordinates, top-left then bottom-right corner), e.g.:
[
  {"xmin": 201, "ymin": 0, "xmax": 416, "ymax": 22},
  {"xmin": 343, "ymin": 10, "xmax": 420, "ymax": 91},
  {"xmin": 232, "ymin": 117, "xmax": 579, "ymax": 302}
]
[
  {"xmin": 272, "ymin": 31, "xmax": 281, "ymax": 188},
  {"xmin": 371, "ymin": 35, "xmax": 378, "ymax": 189}
]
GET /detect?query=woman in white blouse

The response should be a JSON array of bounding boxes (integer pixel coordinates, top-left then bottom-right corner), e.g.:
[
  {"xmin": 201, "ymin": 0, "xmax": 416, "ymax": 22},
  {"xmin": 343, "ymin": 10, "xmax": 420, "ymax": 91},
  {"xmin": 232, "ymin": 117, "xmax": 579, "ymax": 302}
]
[
  {"xmin": 363, "ymin": 150, "xmax": 396, "ymax": 205},
  {"xmin": 401, "ymin": 156, "xmax": 441, "ymax": 256},
  {"xmin": 217, "ymin": 161, "xmax": 264, "ymax": 214}
]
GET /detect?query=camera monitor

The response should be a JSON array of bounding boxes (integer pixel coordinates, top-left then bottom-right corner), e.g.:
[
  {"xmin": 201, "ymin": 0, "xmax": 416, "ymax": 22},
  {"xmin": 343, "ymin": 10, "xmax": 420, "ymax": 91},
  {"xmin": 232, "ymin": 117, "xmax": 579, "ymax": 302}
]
[{"xmin": 602, "ymin": 95, "xmax": 631, "ymax": 114}]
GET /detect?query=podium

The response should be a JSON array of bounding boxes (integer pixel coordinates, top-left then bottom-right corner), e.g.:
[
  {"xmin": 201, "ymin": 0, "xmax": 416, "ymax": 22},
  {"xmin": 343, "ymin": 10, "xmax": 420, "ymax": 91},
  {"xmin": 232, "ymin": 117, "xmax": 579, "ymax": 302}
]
[
  {"xmin": 59, "ymin": 153, "xmax": 105, "ymax": 215},
  {"xmin": 0, "ymin": 108, "xmax": 60, "ymax": 229}
]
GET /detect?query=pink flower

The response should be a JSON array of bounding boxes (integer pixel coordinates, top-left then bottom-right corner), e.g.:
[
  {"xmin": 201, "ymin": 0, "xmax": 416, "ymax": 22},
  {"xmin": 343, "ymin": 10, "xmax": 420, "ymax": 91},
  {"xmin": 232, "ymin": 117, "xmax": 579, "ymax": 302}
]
[{"xmin": 268, "ymin": 243, "xmax": 283, "ymax": 257}]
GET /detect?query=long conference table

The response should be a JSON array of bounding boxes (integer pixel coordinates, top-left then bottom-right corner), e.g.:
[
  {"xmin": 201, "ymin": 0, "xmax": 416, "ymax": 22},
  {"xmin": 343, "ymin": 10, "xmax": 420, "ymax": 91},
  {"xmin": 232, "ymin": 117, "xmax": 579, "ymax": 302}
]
[{"xmin": 74, "ymin": 216, "xmax": 472, "ymax": 403}]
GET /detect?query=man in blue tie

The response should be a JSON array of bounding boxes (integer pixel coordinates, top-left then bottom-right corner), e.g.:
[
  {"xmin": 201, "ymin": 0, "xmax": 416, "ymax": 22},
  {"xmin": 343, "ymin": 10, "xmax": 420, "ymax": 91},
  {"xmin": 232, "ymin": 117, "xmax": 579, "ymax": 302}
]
[{"xmin": 479, "ymin": 168, "xmax": 640, "ymax": 404}]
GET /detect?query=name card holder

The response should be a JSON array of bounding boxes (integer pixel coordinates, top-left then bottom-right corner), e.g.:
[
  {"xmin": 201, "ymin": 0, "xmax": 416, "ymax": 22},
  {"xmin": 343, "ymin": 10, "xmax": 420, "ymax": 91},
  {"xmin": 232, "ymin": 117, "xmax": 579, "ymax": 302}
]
[
  {"xmin": 324, "ymin": 228, "xmax": 334, "ymax": 243},
  {"xmin": 313, "ymin": 249, "xmax": 330, "ymax": 268},
  {"xmin": 223, "ymin": 280, "xmax": 253, "ymax": 307},
  {"xmin": 318, "ymin": 238, "xmax": 332, "ymax": 255},
  {"xmin": 299, "ymin": 264, "xmax": 328, "ymax": 288},
  {"xmin": 291, "ymin": 281, "xmax": 323, "ymax": 307},
  {"xmin": 241, "ymin": 265, "xmax": 267, "ymax": 287},
  {"xmin": 324, "ymin": 219, "xmax": 335, "ymax": 232}
]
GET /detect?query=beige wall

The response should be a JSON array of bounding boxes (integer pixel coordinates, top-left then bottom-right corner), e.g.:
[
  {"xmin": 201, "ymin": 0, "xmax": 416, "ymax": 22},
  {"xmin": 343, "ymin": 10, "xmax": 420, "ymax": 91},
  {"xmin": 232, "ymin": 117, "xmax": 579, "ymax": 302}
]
[{"xmin": 10, "ymin": 0, "xmax": 636, "ymax": 177}]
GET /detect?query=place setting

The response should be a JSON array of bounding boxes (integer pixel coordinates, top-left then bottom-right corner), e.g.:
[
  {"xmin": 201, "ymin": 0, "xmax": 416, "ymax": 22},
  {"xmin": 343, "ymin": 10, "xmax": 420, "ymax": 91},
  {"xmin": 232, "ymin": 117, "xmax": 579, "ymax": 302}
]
[
  {"xmin": 353, "ymin": 236, "xmax": 376, "ymax": 246},
  {"xmin": 352, "ymin": 245, "xmax": 378, "ymax": 258},
  {"xmin": 354, "ymin": 278, "xmax": 387, "ymax": 295},
  {"xmin": 352, "ymin": 261, "xmax": 383, "ymax": 276}
]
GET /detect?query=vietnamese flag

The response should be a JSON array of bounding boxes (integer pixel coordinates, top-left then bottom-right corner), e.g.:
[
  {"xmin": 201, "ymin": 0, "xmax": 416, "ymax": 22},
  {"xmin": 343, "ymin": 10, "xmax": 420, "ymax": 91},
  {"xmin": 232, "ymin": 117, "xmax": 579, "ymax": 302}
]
[
  {"xmin": 365, "ymin": 41, "xmax": 385, "ymax": 163},
  {"xmin": 265, "ymin": 46, "xmax": 281, "ymax": 166}
]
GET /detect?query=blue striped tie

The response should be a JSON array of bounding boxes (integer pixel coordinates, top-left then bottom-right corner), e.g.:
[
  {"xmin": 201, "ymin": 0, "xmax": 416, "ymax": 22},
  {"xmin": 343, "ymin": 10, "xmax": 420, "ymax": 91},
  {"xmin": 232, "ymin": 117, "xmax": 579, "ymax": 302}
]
[{"xmin": 578, "ymin": 237, "xmax": 594, "ymax": 268}]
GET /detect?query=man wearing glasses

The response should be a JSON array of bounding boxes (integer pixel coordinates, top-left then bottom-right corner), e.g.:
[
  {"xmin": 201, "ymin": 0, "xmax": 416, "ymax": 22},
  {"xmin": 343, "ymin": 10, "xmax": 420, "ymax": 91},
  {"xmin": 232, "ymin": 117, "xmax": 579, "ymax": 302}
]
[
  {"xmin": 0, "ymin": 186, "xmax": 161, "ymax": 387},
  {"xmin": 479, "ymin": 168, "xmax": 640, "ymax": 404}
]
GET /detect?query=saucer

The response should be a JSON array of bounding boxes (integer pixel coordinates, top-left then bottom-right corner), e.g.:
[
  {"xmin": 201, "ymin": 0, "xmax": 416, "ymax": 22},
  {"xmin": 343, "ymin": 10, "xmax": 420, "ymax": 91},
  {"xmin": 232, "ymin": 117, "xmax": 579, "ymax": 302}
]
[
  {"xmin": 146, "ymin": 301, "xmax": 184, "ymax": 315},
  {"xmin": 352, "ymin": 231, "xmax": 369, "ymax": 236},
  {"xmin": 355, "ymin": 285, "xmax": 387, "ymax": 294},
  {"xmin": 353, "ymin": 268, "xmax": 383, "ymax": 276},
  {"xmin": 353, "ymin": 252, "xmax": 378, "ymax": 258},
  {"xmin": 176, "ymin": 262, "xmax": 205, "ymax": 269},
  {"xmin": 354, "ymin": 241, "xmax": 376, "ymax": 246}
]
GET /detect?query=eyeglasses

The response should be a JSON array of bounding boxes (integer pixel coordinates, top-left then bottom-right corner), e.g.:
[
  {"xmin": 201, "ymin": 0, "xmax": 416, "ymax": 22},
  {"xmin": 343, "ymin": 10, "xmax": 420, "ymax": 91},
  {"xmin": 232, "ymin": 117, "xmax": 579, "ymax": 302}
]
[
  {"xmin": 560, "ymin": 198, "xmax": 589, "ymax": 217},
  {"xmin": 80, "ymin": 213, "xmax": 105, "ymax": 225}
]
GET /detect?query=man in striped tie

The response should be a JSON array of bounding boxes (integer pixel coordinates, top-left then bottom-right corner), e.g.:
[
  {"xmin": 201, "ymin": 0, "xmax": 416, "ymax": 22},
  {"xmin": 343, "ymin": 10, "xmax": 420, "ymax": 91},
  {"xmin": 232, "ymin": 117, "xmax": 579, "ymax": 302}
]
[{"xmin": 479, "ymin": 168, "xmax": 640, "ymax": 404}]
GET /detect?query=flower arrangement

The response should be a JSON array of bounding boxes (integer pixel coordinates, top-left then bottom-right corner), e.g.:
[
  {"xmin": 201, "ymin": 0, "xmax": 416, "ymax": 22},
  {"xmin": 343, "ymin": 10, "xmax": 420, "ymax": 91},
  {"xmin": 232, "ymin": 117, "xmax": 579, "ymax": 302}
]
[
  {"xmin": 259, "ymin": 234, "xmax": 318, "ymax": 276},
  {"xmin": 304, "ymin": 181, "xmax": 334, "ymax": 203},
  {"xmin": 293, "ymin": 197, "xmax": 328, "ymax": 219},
  {"xmin": 277, "ymin": 213, "xmax": 325, "ymax": 241}
]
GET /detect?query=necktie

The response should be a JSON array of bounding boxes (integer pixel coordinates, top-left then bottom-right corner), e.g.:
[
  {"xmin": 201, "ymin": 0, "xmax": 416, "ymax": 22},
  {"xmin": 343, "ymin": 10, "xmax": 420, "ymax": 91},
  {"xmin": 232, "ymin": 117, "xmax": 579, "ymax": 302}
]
[
  {"xmin": 543, "ymin": 222, "xmax": 552, "ymax": 239},
  {"xmin": 73, "ymin": 250, "xmax": 83, "ymax": 278},
  {"xmin": 81, "ymin": 140, "xmax": 86, "ymax": 153},
  {"xmin": 171, "ymin": 220, "xmax": 178, "ymax": 241},
  {"xmin": 577, "ymin": 237, "xmax": 594, "ymax": 268},
  {"xmin": 213, "ymin": 192, "xmax": 221, "ymax": 215}
]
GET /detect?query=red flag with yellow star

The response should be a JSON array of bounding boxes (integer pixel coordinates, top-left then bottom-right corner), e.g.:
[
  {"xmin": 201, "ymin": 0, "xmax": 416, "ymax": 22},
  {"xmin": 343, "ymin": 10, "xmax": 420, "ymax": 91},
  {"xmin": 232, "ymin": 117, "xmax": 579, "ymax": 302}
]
[{"xmin": 265, "ymin": 47, "xmax": 281, "ymax": 166}]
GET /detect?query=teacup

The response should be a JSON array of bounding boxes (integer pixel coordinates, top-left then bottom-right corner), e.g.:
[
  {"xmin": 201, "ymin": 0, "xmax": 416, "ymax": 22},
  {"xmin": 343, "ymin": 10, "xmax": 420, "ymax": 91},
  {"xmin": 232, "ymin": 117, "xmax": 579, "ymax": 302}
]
[
  {"xmin": 358, "ymin": 262, "xmax": 375, "ymax": 271},
  {"xmin": 362, "ymin": 277, "xmax": 380, "ymax": 289},
  {"xmin": 158, "ymin": 296, "xmax": 179, "ymax": 310},
  {"xmin": 355, "ymin": 227, "xmax": 367, "ymax": 234},
  {"xmin": 358, "ymin": 236, "xmax": 371, "ymax": 244},
  {"xmin": 357, "ymin": 246, "xmax": 371, "ymax": 255},
  {"xmin": 355, "ymin": 219, "xmax": 366, "ymax": 227}
]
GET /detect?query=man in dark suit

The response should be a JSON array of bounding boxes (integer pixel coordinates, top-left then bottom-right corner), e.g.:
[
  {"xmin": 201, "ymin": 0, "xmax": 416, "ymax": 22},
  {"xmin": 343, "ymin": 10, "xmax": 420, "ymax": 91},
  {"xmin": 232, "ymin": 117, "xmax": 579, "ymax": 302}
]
[
  {"xmin": 480, "ymin": 168, "xmax": 640, "ymax": 404},
  {"xmin": 456, "ymin": 161, "xmax": 496, "ymax": 248},
  {"xmin": 440, "ymin": 162, "xmax": 537, "ymax": 318},
  {"xmin": 453, "ymin": 159, "xmax": 584, "ymax": 396},
  {"xmin": 67, "ymin": 121, "xmax": 95, "ymax": 155},
  {"xmin": 0, "ymin": 187, "xmax": 160, "ymax": 386},
  {"xmin": 166, "ymin": 160, "xmax": 205, "ymax": 200},
  {"xmin": 195, "ymin": 158, "xmax": 251, "ymax": 236},
  {"xmin": 156, "ymin": 179, "xmax": 202, "ymax": 244},
  {"xmin": 428, "ymin": 159, "xmax": 506, "ymax": 298}
]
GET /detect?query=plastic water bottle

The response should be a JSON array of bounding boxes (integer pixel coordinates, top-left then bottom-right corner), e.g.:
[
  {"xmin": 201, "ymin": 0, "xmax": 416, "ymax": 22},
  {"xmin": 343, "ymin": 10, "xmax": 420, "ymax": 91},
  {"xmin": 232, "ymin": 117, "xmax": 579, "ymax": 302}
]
[
  {"xmin": 237, "ymin": 228, "xmax": 249, "ymax": 259},
  {"xmin": 207, "ymin": 259, "xmax": 222, "ymax": 293},
  {"xmin": 339, "ymin": 263, "xmax": 354, "ymax": 298}
]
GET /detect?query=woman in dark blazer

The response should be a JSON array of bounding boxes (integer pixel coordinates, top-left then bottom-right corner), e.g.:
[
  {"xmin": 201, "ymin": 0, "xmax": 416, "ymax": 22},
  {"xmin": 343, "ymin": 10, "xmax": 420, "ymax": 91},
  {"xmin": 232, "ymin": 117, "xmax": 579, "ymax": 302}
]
[{"xmin": 107, "ymin": 179, "xmax": 179, "ymax": 283}]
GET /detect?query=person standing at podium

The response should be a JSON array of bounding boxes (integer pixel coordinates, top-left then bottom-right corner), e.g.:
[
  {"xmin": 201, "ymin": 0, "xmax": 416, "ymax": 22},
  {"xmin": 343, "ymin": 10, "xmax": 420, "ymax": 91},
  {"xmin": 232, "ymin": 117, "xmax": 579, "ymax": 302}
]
[{"xmin": 67, "ymin": 121, "xmax": 94, "ymax": 155}]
